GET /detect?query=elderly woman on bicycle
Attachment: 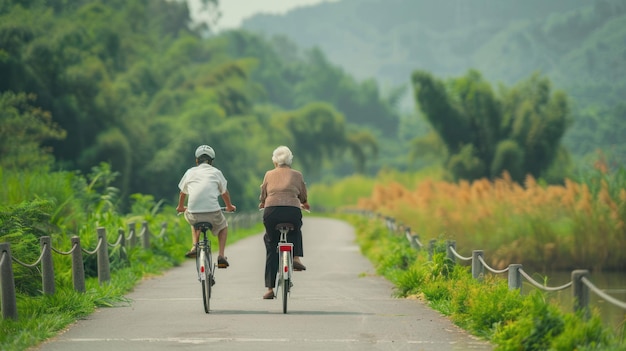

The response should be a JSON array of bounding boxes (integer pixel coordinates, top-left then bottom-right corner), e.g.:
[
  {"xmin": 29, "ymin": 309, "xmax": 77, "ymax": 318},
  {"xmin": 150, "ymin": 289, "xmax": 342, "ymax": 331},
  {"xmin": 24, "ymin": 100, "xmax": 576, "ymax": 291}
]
[{"xmin": 258, "ymin": 145, "xmax": 310, "ymax": 300}]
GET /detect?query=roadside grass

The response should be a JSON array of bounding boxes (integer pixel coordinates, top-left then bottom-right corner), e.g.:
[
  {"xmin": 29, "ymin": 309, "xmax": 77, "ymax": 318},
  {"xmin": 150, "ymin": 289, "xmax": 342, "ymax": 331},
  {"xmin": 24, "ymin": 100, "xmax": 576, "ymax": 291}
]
[
  {"xmin": 0, "ymin": 216, "xmax": 263, "ymax": 351},
  {"xmin": 0, "ymin": 165, "xmax": 266, "ymax": 351},
  {"xmin": 340, "ymin": 213, "xmax": 626, "ymax": 351}
]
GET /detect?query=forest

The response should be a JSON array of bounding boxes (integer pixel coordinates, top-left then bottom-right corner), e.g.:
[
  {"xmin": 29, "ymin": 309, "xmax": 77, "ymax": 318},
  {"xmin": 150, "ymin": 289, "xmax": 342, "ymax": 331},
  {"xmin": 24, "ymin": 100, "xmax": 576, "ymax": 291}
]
[
  {"xmin": 0, "ymin": 0, "xmax": 404, "ymax": 211},
  {"xmin": 4, "ymin": 0, "xmax": 624, "ymax": 212},
  {"xmin": 0, "ymin": 0, "xmax": 623, "ymax": 230}
]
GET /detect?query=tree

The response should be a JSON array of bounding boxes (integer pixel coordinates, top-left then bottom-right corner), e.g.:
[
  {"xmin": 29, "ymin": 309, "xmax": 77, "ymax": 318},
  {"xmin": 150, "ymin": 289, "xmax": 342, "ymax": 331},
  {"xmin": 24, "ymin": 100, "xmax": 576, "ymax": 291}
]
[
  {"xmin": 0, "ymin": 92, "xmax": 66, "ymax": 170},
  {"xmin": 411, "ymin": 70, "xmax": 571, "ymax": 182},
  {"xmin": 346, "ymin": 129, "xmax": 379, "ymax": 174},
  {"xmin": 270, "ymin": 103, "xmax": 346, "ymax": 174}
]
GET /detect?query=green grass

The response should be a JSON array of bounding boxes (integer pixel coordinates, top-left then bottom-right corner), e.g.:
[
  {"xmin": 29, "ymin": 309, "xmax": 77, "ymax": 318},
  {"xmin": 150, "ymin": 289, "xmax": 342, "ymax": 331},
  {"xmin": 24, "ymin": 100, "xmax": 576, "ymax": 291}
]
[
  {"xmin": 339, "ymin": 213, "xmax": 626, "ymax": 351},
  {"xmin": 0, "ymin": 219, "xmax": 262, "ymax": 351}
]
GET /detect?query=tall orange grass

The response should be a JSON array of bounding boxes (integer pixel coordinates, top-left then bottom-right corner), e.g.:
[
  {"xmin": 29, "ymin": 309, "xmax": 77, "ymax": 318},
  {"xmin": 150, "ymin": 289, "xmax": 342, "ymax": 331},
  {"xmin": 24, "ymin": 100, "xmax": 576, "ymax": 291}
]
[{"xmin": 357, "ymin": 171, "xmax": 626, "ymax": 272}]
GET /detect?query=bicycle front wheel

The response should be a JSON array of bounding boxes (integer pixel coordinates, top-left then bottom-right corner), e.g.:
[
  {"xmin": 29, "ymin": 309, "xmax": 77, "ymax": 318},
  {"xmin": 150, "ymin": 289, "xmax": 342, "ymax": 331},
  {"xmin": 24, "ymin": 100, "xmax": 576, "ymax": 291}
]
[{"xmin": 200, "ymin": 250, "xmax": 212, "ymax": 313}]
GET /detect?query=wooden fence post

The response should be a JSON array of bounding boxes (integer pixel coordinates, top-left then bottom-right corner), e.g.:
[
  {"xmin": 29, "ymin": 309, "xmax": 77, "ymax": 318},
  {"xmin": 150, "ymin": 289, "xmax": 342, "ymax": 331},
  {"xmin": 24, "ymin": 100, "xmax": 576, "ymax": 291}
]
[
  {"xmin": 40, "ymin": 236, "xmax": 55, "ymax": 295},
  {"xmin": 508, "ymin": 264, "xmax": 522, "ymax": 292},
  {"xmin": 447, "ymin": 240, "xmax": 456, "ymax": 263},
  {"xmin": 96, "ymin": 227, "xmax": 111, "ymax": 284},
  {"xmin": 0, "ymin": 243, "xmax": 18, "ymax": 320},
  {"xmin": 406, "ymin": 228, "xmax": 420, "ymax": 250},
  {"xmin": 427, "ymin": 239, "xmax": 434, "ymax": 259},
  {"xmin": 71, "ymin": 236, "xmax": 85, "ymax": 293},
  {"xmin": 472, "ymin": 250, "xmax": 484, "ymax": 280},
  {"xmin": 572, "ymin": 269, "xmax": 590, "ymax": 319},
  {"xmin": 141, "ymin": 221, "xmax": 151, "ymax": 249}
]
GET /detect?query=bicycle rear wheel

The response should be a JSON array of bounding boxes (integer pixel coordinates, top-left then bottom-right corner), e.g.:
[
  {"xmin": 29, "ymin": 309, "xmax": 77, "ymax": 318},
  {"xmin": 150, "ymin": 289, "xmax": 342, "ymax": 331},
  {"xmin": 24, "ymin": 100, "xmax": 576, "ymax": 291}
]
[
  {"xmin": 200, "ymin": 249, "xmax": 212, "ymax": 313},
  {"xmin": 281, "ymin": 251, "xmax": 290, "ymax": 314}
]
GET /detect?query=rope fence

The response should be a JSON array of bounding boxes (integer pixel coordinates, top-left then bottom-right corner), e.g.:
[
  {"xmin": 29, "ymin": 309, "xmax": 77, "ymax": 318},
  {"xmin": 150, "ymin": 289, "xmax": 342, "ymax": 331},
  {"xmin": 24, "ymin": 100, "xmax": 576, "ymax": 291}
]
[
  {"xmin": 0, "ymin": 211, "xmax": 262, "ymax": 320},
  {"xmin": 361, "ymin": 211, "xmax": 626, "ymax": 320}
]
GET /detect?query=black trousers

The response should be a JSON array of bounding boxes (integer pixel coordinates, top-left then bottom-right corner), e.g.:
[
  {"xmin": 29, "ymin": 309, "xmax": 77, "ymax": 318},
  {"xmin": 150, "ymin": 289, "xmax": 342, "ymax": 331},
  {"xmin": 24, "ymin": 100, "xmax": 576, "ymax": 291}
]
[{"xmin": 263, "ymin": 206, "xmax": 303, "ymax": 288}]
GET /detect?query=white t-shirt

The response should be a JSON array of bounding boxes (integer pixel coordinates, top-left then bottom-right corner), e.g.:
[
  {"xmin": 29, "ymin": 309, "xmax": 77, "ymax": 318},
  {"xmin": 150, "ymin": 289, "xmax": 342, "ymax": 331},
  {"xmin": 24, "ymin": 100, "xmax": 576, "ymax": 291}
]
[{"xmin": 178, "ymin": 163, "xmax": 227, "ymax": 213}]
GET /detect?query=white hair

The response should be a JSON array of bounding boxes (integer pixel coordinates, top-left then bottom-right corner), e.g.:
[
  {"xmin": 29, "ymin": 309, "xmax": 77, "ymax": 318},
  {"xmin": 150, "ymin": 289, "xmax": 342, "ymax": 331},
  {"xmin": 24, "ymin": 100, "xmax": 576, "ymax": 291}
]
[{"xmin": 272, "ymin": 146, "xmax": 293, "ymax": 166}]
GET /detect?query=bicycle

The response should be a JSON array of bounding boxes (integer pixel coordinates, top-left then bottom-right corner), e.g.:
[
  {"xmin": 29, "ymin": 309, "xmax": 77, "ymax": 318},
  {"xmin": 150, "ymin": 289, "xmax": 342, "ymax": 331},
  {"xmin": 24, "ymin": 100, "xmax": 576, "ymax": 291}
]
[
  {"xmin": 179, "ymin": 207, "xmax": 231, "ymax": 314},
  {"xmin": 274, "ymin": 222, "xmax": 295, "ymax": 314}
]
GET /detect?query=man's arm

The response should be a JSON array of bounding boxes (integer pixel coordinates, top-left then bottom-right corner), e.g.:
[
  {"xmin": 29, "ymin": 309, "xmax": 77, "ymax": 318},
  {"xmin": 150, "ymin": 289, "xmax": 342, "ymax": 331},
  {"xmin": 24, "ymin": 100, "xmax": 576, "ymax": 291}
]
[
  {"xmin": 221, "ymin": 191, "xmax": 236, "ymax": 212},
  {"xmin": 176, "ymin": 192, "xmax": 187, "ymax": 213}
]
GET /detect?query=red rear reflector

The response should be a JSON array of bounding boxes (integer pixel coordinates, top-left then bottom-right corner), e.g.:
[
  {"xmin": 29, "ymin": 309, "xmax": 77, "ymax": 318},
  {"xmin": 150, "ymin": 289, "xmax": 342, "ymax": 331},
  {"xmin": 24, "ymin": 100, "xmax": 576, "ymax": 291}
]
[
  {"xmin": 279, "ymin": 245, "xmax": 292, "ymax": 252},
  {"xmin": 284, "ymin": 266, "xmax": 288, "ymax": 273},
  {"xmin": 201, "ymin": 266, "xmax": 205, "ymax": 273}
]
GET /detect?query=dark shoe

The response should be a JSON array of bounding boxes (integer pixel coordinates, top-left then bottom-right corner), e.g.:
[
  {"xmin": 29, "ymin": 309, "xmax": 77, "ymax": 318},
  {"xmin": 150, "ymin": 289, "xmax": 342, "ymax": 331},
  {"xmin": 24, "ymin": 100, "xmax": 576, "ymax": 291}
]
[
  {"xmin": 263, "ymin": 290, "xmax": 275, "ymax": 299},
  {"xmin": 185, "ymin": 248, "xmax": 197, "ymax": 258},
  {"xmin": 217, "ymin": 256, "xmax": 229, "ymax": 268},
  {"xmin": 210, "ymin": 276, "xmax": 216, "ymax": 287},
  {"xmin": 293, "ymin": 261, "xmax": 306, "ymax": 271}
]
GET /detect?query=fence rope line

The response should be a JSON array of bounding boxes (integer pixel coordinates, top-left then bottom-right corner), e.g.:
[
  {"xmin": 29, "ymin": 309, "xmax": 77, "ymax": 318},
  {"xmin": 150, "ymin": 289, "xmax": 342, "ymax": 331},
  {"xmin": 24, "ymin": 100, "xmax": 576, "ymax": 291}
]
[
  {"xmin": 478, "ymin": 255, "xmax": 509, "ymax": 274},
  {"xmin": 107, "ymin": 232, "xmax": 124, "ymax": 247},
  {"xmin": 156, "ymin": 223, "xmax": 167, "ymax": 239},
  {"xmin": 127, "ymin": 228, "xmax": 135, "ymax": 241},
  {"xmin": 136, "ymin": 226, "xmax": 147, "ymax": 238},
  {"xmin": 448, "ymin": 246, "xmax": 472, "ymax": 261},
  {"xmin": 11, "ymin": 243, "xmax": 48, "ymax": 268},
  {"xmin": 51, "ymin": 242, "xmax": 78, "ymax": 255},
  {"xmin": 582, "ymin": 276, "xmax": 626, "ymax": 310},
  {"xmin": 82, "ymin": 237, "xmax": 103, "ymax": 255},
  {"xmin": 519, "ymin": 268, "xmax": 573, "ymax": 291},
  {"xmin": 405, "ymin": 231, "xmax": 423, "ymax": 248}
]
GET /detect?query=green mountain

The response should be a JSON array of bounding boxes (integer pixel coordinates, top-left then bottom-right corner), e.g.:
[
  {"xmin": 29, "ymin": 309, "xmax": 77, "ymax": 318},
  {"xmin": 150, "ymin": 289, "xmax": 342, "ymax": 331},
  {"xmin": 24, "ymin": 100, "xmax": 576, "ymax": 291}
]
[
  {"xmin": 242, "ymin": 0, "xmax": 586, "ymax": 87},
  {"xmin": 241, "ymin": 0, "xmax": 626, "ymax": 163}
]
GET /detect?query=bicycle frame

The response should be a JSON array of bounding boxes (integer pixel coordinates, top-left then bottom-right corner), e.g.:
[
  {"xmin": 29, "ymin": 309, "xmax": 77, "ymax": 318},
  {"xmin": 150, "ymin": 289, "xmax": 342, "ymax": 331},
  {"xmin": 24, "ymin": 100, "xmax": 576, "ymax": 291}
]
[
  {"xmin": 278, "ymin": 241, "xmax": 293, "ymax": 282},
  {"xmin": 196, "ymin": 234, "xmax": 212, "ymax": 282}
]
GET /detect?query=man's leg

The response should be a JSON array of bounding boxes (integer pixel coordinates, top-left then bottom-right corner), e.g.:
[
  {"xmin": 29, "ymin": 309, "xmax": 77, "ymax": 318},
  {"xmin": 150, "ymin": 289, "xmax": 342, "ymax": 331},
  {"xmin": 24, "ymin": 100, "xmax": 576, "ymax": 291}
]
[
  {"xmin": 192, "ymin": 226, "xmax": 200, "ymax": 246},
  {"xmin": 217, "ymin": 227, "xmax": 227, "ymax": 258},
  {"xmin": 185, "ymin": 225, "xmax": 200, "ymax": 258},
  {"xmin": 216, "ymin": 227, "xmax": 230, "ymax": 268}
]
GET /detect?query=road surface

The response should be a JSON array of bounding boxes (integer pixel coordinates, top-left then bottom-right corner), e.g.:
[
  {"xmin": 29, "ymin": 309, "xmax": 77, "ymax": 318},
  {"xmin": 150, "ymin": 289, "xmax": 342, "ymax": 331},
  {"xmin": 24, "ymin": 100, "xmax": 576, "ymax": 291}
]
[{"xmin": 32, "ymin": 217, "xmax": 493, "ymax": 351}]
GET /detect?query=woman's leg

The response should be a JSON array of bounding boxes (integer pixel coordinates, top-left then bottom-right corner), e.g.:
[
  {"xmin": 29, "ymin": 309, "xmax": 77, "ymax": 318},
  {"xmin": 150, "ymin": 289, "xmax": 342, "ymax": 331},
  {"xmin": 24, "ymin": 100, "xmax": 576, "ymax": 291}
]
[{"xmin": 263, "ymin": 208, "xmax": 282, "ymax": 290}]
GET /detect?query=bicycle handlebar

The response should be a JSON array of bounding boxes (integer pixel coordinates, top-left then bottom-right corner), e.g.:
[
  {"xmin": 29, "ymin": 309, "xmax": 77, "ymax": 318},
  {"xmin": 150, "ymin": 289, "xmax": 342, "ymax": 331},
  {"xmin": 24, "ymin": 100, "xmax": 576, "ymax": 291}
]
[
  {"xmin": 177, "ymin": 207, "xmax": 235, "ymax": 216},
  {"xmin": 258, "ymin": 206, "xmax": 311, "ymax": 213}
]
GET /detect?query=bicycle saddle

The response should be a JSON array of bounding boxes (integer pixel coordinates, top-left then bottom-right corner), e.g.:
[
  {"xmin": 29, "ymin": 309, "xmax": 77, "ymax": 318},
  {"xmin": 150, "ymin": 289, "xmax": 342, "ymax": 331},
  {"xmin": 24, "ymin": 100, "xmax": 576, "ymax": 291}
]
[
  {"xmin": 275, "ymin": 223, "xmax": 295, "ymax": 231},
  {"xmin": 194, "ymin": 222, "xmax": 213, "ymax": 231}
]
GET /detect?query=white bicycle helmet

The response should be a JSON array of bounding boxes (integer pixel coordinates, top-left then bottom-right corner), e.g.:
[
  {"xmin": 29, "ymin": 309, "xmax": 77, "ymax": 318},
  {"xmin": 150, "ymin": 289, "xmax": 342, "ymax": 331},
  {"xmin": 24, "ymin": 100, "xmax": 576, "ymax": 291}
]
[{"xmin": 195, "ymin": 145, "xmax": 215, "ymax": 159}]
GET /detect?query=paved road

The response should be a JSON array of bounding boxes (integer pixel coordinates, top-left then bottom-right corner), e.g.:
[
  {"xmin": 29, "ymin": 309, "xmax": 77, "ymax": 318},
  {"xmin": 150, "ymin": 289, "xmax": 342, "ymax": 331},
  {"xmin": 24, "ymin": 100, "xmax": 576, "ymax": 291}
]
[{"xmin": 32, "ymin": 217, "xmax": 493, "ymax": 351}]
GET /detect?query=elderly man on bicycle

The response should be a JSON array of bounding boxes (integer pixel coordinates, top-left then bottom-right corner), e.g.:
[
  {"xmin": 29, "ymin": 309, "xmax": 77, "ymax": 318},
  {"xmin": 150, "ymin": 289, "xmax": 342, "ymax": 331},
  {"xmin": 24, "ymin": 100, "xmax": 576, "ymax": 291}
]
[{"xmin": 176, "ymin": 145, "xmax": 236, "ymax": 268}]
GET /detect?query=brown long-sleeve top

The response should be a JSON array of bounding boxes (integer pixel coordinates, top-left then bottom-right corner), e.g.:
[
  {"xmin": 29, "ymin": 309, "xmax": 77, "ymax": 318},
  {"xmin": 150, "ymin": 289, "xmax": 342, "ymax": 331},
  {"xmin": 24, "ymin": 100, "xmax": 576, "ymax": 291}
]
[{"xmin": 259, "ymin": 165, "xmax": 308, "ymax": 208}]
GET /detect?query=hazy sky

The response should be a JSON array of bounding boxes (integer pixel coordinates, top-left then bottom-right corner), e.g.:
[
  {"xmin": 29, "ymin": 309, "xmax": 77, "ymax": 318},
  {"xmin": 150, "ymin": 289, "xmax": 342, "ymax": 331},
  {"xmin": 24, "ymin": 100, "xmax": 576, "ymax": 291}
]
[{"xmin": 189, "ymin": 0, "xmax": 339, "ymax": 31}]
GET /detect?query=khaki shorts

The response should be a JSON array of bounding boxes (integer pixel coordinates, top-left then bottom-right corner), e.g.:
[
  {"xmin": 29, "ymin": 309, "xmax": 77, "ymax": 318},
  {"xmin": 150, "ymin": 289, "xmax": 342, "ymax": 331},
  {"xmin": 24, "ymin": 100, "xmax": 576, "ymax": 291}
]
[{"xmin": 184, "ymin": 210, "xmax": 227, "ymax": 235}]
